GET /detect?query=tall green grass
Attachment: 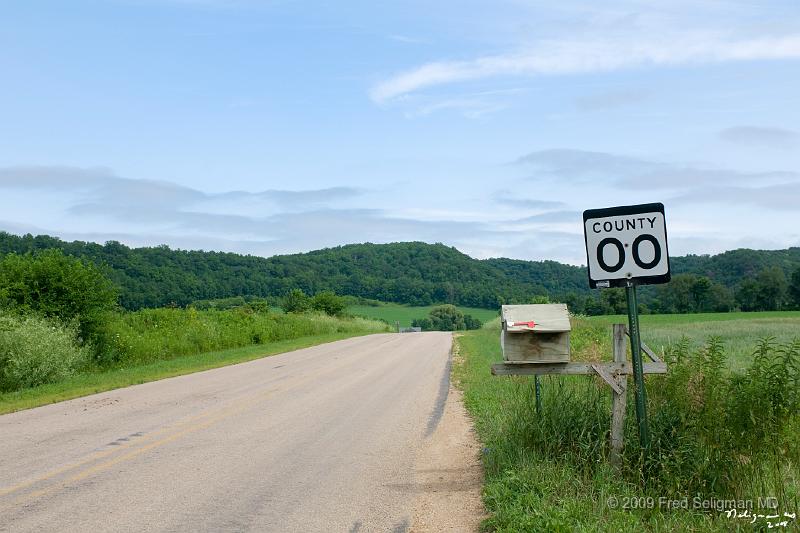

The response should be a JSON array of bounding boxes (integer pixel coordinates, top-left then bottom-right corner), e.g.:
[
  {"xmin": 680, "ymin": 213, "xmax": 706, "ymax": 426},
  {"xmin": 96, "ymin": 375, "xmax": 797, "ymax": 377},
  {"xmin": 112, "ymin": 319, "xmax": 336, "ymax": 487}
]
[
  {"xmin": 455, "ymin": 318, "xmax": 799, "ymax": 531},
  {"xmin": 0, "ymin": 307, "xmax": 389, "ymax": 409},
  {"xmin": 101, "ymin": 307, "xmax": 387, "ymax": 365}
]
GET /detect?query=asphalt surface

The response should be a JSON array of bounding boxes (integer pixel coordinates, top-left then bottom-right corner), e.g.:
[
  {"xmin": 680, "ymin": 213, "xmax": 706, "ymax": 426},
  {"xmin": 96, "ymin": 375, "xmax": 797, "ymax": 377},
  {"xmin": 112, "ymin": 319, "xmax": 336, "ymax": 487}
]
[{"xmin": 0, "ymin": 332, "xmax": 453, "ymax": 533}]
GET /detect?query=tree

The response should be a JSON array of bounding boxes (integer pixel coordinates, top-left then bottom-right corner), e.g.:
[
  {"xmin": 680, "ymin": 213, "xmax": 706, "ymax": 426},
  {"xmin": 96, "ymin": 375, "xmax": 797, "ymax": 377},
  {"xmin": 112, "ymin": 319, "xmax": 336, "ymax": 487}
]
[
  {"xmin": 411, "ymin": 317, "xmax": 433, "ymax": 330},
  {"xmin": 736, "ymin": 279, "xmax": 761, "ymax": 311},
  {"xmin": 463, "ymin": 314, "xmax": 483, "ymax": 330},
  {"xmin": 584, "ymin": 295, "xmax": 606, "ymax": 316},
  {"xmin": 0, "ymin": 250, "xmax": 118, "ymax": 345},
  {"xmin": 655, "ymin": 274, "xmax": 730, "ymax": 313},
  {"xmin": 282, "ymin": 289, "xmax": 311, "ymax": 313},
  {"xmin": 311, "ymin": 291, "xmax": 346, "ymax": 317},
  {"xmin": 600, "ymin": 288, "xmax": 627, "ymax": 314},
  {"xmin": 790, "ymin": 267, "xmax": 800, "ymax": 310},
  {"xmin": 754, "ymin": 267, "xmax": 788, "ymax": 311},
  {"xmin": 428, "ymin": 304, "xmax": 466, "ymax": 331},
  {"xmin": 705, "ymin": 283, "xmax": 735, "ymax": 312}
]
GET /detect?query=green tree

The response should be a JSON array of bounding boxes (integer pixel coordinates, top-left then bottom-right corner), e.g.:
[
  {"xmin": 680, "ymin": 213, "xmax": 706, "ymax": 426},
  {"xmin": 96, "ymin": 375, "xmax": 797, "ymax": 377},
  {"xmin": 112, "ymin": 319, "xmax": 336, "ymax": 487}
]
[
  {"xmin": 754, "ymin": 267, "xmax": 788, "ymax": 311},
  {"xmin": 0, "ymin": 250, "xmax": 118, "ymax": 345},
  {"xmin": 736, "ymin": 279, "xmax": 761, "ymax": 312},
  {"xmin": 282, "ymin": 289, "xmax": 311, "ymax": 313},
  {"xmin": 600, "ymin": 288, "xmax": 627, "ymax": 314},
  {"xmin": 311, "ymin": 291, "xmax": 346, "ymax": 316},
  {"xmin": 463, "ymin": 314, "xmax": 483, "ymax": 330},
  {"xmin": 411, "ymin": 317, "xmax": 433, "ymax": 330},
  {"xmin": 705, "ymin": 283, "xmax": 735, "ymax": 312},
  {"xmin": 789, "ymin": 267, "xmax": 800, "ymax": 310},
  {"xmin": 584, "ymin": 295, "xmax": 605, "ymax": 316},
  {"xmin": 430, "ymin": 304, "xmax": 465, "ymax": 330}
]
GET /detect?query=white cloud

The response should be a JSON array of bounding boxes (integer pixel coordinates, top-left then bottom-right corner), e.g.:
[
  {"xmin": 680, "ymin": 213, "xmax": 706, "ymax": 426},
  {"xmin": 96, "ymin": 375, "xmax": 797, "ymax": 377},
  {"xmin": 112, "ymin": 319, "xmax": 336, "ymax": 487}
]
[{"xmin": 370, "ymin": 33, "xmax": 800, "ymax": 103}]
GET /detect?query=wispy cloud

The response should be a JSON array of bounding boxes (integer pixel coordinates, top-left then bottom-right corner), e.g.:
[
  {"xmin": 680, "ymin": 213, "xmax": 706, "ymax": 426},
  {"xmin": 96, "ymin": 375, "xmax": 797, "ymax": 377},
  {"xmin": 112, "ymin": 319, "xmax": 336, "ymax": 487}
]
[
  {"xmin": 719, "ymin": 126, "xmax": 799, "ymax": 148},
  {"xmin": 513, "ymin": 148, "xmax": 800, "ymax": 190},
  {"xmin": 493, "ymin": 191, "xmax": 566, "ymax": 210},
  {"xmin": 575, "ymin": 87, "xmax": 650, "ymax": 111},
  {"xmin": 370, "ymin": 33, "xmax": 800, "ymax": 103},
  {"xmin": 670, "ymin": 182, "xmax": 800, "ymax": 211},
  {"xmin": 0, "ymin": 166, "xmax": 363, "ymax": 212},
  {"xmin": 514, "ymin": 149, "xmax": 658, "ymax": 179},
  {"xmin": 510, "ymin": 210, "xmax": 582, "ymax": 224}
]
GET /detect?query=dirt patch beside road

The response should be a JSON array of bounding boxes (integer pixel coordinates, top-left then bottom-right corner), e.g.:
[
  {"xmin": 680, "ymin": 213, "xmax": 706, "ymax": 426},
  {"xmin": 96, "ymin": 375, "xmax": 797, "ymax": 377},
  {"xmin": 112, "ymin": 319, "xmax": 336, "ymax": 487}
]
[{"xmin": 410, "ymin": 341, "xmax": 485, "ymax": 532}]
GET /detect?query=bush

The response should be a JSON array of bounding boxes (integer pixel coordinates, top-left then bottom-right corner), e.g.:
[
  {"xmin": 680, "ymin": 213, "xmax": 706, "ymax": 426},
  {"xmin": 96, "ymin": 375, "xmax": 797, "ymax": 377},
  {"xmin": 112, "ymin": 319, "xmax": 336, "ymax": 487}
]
[
  {"xmin": 0, "ymin": 250, "xmax": 118, "ymax": 347},
  {"xmin": 311, "ymin": 291, "xmax": 346, "ymax": 317},
  {"xmin": 0, "ymin": 314, "xmax": 89, "ymax": 391},
  {"xmin": 282, "ymin": 289, "xmax": 311, "ymax": 313},
  {"xmin": 463, "ymin": 314, "xmax": 483, "ymax": 330}
]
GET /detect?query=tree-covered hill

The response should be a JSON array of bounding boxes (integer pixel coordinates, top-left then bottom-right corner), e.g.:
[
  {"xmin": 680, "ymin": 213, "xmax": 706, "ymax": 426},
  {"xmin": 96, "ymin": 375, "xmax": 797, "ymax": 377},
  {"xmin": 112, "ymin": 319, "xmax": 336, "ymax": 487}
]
[{"xmin": 0, "ymin": 231, "xmax": 798, "ymax": 311}]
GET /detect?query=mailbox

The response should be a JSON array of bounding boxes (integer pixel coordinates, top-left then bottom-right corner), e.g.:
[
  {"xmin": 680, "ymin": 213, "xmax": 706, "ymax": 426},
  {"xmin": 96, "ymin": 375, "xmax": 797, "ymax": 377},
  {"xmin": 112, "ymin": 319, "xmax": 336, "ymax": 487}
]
[{"xmin": 501, "ymin": 304, "xmax": 571, "ymax": 363}]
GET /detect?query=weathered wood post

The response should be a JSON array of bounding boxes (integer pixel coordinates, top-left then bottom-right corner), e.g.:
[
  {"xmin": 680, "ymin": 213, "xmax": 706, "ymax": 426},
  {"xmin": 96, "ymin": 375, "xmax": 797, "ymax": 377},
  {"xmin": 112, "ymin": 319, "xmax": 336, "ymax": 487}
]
[{"xmin": 609, "ymin": 324, "xmax": 628, "ymax": 468}]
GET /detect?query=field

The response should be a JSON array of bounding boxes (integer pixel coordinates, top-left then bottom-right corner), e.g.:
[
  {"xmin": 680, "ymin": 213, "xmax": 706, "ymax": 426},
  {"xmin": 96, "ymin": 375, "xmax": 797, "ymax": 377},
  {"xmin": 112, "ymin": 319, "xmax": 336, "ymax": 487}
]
[
  {"xmin": 587, "ymin": 311, "xmax": 800, "ymax": 370},
  {"xmin": 455, "ymin": 311, "xmax": 800, "ymax": 531},
  {"xmin": 348, "ymin": 302, "xmax": 499, "ymax": 327}
]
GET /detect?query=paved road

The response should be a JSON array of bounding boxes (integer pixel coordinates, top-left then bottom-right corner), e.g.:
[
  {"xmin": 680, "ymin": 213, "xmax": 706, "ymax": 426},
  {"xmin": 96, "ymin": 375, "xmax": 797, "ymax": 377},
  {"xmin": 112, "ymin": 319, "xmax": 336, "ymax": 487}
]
[{"xmin": 0, "ymin": 332, "xmax": 453, "ymax": 533}]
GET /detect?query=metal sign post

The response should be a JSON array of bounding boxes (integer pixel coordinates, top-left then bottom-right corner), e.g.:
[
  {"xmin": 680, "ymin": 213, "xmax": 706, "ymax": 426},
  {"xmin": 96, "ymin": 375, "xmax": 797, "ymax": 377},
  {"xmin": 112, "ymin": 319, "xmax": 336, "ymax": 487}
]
[
  {"xmin": 582, "ymin": 202, "xmax": 671, "ymax": 450},
  {"xmin": 625, "ymin": 282, "xmax": 650, "ymax": 448}
]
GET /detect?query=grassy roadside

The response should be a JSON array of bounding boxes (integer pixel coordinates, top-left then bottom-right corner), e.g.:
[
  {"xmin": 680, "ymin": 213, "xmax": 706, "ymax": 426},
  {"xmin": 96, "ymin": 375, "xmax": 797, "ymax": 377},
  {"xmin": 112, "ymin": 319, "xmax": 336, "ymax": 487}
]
[
  {"xmin": 453, "ymin": 317, "xmax": 799, "ymax": 532},
  {"xmin": 0, "ymin": 330, "xmax": 376, "ymax": 415}
]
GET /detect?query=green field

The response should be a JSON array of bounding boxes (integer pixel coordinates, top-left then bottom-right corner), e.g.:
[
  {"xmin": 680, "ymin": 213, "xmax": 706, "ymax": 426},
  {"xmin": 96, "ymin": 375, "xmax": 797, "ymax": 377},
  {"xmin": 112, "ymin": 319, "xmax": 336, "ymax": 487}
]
[
  {"xmin": 348, "ymin": 302, "xmax": 499, "ymax": 327},
  {"xmin": 455, "ymin": 311, "xmax": 800, "ymax": 531},
  {"xmin": 587, "ymin": 311, "xmax": 800, "ymax": 370}
]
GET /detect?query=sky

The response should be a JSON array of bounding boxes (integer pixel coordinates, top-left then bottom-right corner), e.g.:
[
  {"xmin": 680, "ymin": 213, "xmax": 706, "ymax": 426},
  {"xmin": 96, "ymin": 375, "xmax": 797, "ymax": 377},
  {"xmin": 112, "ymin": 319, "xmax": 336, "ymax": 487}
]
[{"xmin": 1, "ymin": 0, "xmax": 798, "ymax": 265}]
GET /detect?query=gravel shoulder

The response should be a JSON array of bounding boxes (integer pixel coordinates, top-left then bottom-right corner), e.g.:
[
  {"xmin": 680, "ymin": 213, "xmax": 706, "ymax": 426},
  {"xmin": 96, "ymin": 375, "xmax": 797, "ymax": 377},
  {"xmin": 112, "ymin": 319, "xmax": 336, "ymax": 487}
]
[{"xmin": 410, "ymin": 340, "xmax": 485, "ymax": 532}]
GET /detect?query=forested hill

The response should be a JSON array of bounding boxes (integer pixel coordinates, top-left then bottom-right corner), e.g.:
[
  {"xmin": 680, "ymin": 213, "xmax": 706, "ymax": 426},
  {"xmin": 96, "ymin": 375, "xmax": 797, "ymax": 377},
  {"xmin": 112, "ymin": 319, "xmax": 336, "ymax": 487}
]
[{"xmin": 0, "ymin": 231, "xmax": 798, "ymax": 311}]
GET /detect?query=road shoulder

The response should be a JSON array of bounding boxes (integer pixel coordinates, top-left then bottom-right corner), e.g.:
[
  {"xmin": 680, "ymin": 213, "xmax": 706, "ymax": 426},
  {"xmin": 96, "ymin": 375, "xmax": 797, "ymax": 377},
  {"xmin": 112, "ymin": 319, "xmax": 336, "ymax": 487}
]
[{"xmin": 410, "ymin": 340, "xmax": 485, "ymax": 532}]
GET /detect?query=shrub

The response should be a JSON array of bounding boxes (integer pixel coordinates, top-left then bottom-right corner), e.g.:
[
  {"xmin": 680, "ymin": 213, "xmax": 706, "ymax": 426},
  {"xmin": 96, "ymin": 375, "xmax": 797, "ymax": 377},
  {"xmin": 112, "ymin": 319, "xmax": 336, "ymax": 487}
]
[
  {"xmin": 282, "ymin": 289, "xmax": 311, "ymax": 313},
  {"xmin": 311, "ymin": 291, "xmax": 346, "ymax": 317},
  {"xmin": 463, "ymin": 314, "xmax": 483, "ymax": 330},
  {"xmin": 0, "ymin": 250, "xmax": 118, "ymax": 347},
  {"xmin": 429, "ymin": 304, "xmax": 465, "ymax": 330},
  {"xmin": 0, "ymin": 314, "xmax": 89, "ymax": 391}
]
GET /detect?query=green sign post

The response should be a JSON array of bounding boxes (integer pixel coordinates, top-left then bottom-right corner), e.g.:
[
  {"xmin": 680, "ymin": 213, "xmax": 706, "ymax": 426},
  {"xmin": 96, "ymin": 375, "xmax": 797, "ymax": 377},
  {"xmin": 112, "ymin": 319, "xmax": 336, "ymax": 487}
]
[{"xmin": 625, "ymin": 282, "xmax": 650, "ymax": 448}]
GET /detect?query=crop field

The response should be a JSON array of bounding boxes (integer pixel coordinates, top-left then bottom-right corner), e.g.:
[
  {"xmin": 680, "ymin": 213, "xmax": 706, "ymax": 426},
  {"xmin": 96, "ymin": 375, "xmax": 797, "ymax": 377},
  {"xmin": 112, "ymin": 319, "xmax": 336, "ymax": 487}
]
[
  {"xmin": 455, "ymin": 311, "xmax": 800, "ymax": 531},
  {"xmin": 348, "ymin": 302, "xmax": 499, "ymax": 327}
]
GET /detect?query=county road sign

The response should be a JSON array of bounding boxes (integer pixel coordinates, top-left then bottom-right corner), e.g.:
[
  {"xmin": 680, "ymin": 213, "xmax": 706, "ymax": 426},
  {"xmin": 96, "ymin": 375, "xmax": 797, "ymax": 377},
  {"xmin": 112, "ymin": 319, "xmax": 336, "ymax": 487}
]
[{"xmin": 583, "ymin": 203, "xmax": 671, "ymax": 288}]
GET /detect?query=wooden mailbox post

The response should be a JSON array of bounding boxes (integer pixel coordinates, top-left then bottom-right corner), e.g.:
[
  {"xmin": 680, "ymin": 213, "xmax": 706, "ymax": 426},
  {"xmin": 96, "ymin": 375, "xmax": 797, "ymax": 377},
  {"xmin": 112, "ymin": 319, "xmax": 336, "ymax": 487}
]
[{"xmin": 492, "ymin": 323, "xmax": 667, "ymax": 467}]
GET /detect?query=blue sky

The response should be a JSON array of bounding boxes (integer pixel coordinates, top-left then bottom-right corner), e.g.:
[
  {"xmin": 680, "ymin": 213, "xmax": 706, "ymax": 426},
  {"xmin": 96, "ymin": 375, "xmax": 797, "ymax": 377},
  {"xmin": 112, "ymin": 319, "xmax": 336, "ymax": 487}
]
[{"xmin": 1, "ymin": 0, "xmax": 798, "ymax": 264}]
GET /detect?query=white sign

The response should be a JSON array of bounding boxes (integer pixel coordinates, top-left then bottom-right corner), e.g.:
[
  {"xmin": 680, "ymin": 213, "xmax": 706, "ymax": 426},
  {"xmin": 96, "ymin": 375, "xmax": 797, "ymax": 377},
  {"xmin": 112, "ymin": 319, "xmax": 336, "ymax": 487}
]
[{"xmin": 583, "ymin": 203, "xmax": 671, "ymax": 288}]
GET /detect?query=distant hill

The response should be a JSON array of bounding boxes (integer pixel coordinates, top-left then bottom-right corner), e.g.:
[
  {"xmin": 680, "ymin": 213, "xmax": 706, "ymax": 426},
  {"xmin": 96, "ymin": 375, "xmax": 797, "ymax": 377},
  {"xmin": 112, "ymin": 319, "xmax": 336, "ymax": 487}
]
[{"xmin": 0, "ymin": 231, "xmax": 798, "ymax": 311}]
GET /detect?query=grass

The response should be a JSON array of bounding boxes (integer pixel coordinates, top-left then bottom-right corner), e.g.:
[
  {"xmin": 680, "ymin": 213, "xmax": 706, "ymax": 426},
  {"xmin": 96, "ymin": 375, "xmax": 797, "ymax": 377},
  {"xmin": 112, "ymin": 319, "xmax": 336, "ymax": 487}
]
[
  {"xmin": 587, "ymin": 311, "xmax": 800, "ymax": 370},
  {"xmin": 0, "ymin": 330, "xmax": 376, "ymax": 415},
  {"xmin": 348, "ymin": 302, "xmax": 499, "ymax": 327},
  {"xmin": 454, "ymin": 312, "xmax": 799, "ymax": 531}
]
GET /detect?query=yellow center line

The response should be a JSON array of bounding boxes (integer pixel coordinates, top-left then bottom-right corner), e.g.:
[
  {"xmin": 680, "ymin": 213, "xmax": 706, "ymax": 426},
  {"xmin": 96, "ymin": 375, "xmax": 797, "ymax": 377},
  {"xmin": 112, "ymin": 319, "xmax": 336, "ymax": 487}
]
[
  {"xmin": 12, "ymin": 389, "xmax": 275, "ymax": 506},
  {"xmin": 1, "ymin": 338, "xmax": 393, "ymax": 506},
  {"xmin": 0, "ymin": 354, "xmax": 352, "ymax": 506},
  {"xmin": 0, "ymin": 392, "xmax": 259, "ymax": 498}
]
